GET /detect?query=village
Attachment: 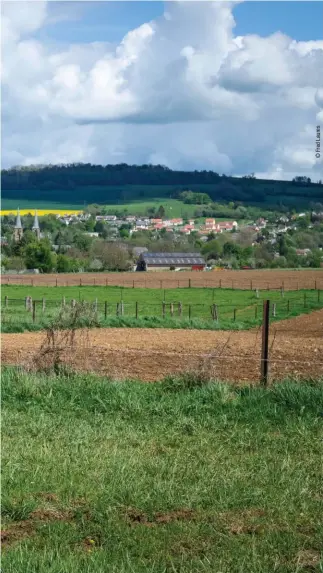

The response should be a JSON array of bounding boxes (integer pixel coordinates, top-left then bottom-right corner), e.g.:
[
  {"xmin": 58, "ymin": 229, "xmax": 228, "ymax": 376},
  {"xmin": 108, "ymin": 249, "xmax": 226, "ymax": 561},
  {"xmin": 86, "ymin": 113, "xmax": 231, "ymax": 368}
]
[{"xmin": 1, "ymin": 206, "xmax": 323, "ymax": 273}]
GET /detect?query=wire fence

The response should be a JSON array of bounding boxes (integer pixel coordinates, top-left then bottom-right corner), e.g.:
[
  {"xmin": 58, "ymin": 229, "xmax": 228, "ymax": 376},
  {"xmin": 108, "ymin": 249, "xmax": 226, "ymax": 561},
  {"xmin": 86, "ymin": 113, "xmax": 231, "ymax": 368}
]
[
  {"xmin": 2, "ymin": 317, "xmax": 322, "ymax": 384},
  {"xmin": 1, "ymin": 292, "xmax": 323, "ymax": 328},
  {"xmin": 2, "ymin": 273, "xmax": 323, "ymax": 291}
]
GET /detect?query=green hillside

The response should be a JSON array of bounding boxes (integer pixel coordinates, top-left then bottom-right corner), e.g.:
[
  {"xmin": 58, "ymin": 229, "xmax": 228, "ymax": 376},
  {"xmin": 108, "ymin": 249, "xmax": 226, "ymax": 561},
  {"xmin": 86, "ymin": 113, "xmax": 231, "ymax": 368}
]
[{"xmin": 2, "ymin": 164, "xmax": 322, "ymax": 209}]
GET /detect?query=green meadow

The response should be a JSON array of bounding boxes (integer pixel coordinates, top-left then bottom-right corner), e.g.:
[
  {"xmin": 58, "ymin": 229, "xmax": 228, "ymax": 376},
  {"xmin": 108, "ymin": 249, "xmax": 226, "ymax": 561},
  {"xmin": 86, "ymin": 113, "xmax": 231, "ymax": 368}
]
[{"xmin": 1, "ymin": 285, "xmax": 322, "ymax": 332}]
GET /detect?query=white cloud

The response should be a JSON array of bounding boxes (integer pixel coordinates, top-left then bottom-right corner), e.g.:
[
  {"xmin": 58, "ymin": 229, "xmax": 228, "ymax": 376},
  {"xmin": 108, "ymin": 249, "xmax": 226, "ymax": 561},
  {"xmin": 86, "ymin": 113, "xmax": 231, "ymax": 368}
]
[{"xmin": 1, "ymin": 0, "xmax": 323, "ymax": 180}]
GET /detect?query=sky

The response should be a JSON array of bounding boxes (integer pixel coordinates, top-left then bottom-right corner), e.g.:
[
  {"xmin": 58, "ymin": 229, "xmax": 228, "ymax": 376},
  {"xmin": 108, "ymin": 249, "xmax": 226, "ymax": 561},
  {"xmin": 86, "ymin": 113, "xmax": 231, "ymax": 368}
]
[{"xmin": 1, "ymin": 1, "xmax": 323, "ymax": 180}]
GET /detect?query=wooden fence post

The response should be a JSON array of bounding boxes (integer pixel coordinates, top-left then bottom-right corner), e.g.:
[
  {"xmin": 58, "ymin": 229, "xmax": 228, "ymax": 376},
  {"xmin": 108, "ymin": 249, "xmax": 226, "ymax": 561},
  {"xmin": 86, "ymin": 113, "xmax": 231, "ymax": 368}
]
[
  {"xmin": 105, "ymin": 278, "xmax": 108, "ymax": 287},
  {"xmin": 250, "ymin": 280, "xmax": 253, "ymax": 290},
  {"xmin": 32, "ymin": 300, "xmax": 36, "ymax": 323},
  {"xmin": 280, "ymin": 286, "xmax": 284, "ymax": 298},
  {"xmin": 162, "ymin": 301, "xmax": 166, "ymax": 318},
  {"xmin": 31, "ymin": 279, "xmax": 34, "ymax": 287},
  {"xmin": 135, "ymin": 301, "xmax": 138, "ymax": 319},
  {"xmin": 260, "ymin": 300, "xmax": 270, "ymax": 387},
  {"xmin": 104, "ymin": 301, "xmax": 108, "ymax": 319},
  {"xmin": 178, "ymin": 302, "xmax": 182, "ymax": 317},
  {"xmin": 219, "ymin": 279, "xmax": 222, "ymax": 288}
]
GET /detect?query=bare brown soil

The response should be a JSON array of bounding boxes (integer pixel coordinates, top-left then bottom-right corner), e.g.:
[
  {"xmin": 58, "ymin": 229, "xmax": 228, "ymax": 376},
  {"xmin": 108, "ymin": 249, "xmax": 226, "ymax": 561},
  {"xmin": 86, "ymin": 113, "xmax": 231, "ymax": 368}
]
[
  {"xmin": 1, "ymin": 508, "xmax": 72, "ymax": 548},
  {"xmin": 126, "ymin": 508, "xmax": 196, "ymax": 527},
  {"xmin": 2, "ymin": 269, "xmax": 323, "ymax": 290},
  {"xmin": 2, "ymin": 310, "xmax": 323, "ymax": 383}
]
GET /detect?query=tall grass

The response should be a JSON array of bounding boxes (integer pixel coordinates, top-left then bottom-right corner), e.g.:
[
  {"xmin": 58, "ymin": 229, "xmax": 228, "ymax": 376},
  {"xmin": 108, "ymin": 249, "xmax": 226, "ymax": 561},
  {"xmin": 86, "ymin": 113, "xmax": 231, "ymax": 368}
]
[{"xmin": 2, "ymin": 367, "xmax": 323, "ymax": 573}]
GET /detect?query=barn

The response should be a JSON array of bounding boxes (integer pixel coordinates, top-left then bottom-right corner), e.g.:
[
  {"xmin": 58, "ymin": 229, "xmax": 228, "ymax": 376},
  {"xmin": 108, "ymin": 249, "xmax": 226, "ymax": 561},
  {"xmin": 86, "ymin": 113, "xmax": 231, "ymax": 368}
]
[{"xmin": 136, "ymin": 252, "xmax": 206, "ymax": 271}]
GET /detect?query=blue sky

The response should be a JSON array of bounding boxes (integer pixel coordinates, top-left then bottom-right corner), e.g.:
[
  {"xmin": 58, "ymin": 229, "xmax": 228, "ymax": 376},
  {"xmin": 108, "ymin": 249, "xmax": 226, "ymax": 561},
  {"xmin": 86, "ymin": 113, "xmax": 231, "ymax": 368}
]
[{"xmin": 41, "ymin": 1, "xmax": 323, "ymax": 45}]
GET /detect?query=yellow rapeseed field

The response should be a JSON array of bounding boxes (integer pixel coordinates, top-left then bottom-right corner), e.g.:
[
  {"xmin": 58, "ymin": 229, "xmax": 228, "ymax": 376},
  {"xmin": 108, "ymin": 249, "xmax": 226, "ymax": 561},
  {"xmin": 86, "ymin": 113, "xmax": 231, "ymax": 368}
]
[{"xmin": 0, "ymin": 209, "xmax": 83, "ymax": 216}]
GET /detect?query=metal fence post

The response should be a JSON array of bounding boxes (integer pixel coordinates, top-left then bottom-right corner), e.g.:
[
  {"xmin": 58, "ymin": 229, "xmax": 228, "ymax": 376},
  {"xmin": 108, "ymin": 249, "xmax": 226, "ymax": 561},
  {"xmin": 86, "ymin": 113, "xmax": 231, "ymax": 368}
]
[
  {"xmin": 260, "ymin": 300, "xmax": 270, "ymax": 387},
  {"xmin": 105, "ymin": 301, "xmax": 108, "ymax": 319},
  {"xmin": 188, "ymin": 304, "xmax": 191, "ymax": 320},
  {"xmin": 135, "ymin": 301, "xmax": 138, "ymax": 319},
  {"xmin": 32, "ymin": 300, "xmax": 36, "ymax": 323}
]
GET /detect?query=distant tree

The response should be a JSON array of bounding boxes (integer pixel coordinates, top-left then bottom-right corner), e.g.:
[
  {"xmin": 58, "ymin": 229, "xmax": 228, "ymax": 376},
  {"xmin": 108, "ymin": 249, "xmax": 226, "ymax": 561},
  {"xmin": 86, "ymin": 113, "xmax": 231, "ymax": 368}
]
[
  {"xmin": 156, "ymin": 205, "xmax": 166, "ymax": 218},
  {"xmin": 25, "ymin": 240, "xmax": 56, "ymax": 272}
]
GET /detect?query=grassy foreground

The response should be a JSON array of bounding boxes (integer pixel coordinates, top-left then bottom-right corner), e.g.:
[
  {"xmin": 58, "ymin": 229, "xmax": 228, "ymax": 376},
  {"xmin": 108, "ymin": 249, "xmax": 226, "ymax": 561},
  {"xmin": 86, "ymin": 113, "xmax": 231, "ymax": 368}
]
[{"xmin": 2, "ymin": 368, "xmax": 323, "ymax": 572}]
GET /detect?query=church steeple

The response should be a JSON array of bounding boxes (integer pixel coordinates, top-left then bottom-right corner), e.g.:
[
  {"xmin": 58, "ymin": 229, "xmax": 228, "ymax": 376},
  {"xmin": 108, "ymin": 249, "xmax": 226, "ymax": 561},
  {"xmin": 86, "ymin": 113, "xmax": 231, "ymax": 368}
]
[
  {"xmin": 32, "ymin": 210, "xmax": 40, "ymax": 240},
  {"xmin": 14, "ymin": 208, "xmax": 23, "ymax": 242}
]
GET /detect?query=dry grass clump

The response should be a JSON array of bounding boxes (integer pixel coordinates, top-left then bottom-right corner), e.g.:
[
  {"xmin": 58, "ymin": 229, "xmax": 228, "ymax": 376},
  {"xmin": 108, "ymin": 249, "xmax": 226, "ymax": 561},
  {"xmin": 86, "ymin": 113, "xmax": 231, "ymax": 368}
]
[{"xmin": 26, "ymin": 302, "xmax": 99, "ymax": 374}]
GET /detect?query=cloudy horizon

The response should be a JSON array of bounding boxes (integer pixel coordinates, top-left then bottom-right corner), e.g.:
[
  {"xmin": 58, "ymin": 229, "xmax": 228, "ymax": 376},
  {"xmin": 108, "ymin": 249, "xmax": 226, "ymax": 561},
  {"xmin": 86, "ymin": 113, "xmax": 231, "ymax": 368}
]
[{"xmin": 1, "ymin": 0, "xmax": 323, "ymax": 180}]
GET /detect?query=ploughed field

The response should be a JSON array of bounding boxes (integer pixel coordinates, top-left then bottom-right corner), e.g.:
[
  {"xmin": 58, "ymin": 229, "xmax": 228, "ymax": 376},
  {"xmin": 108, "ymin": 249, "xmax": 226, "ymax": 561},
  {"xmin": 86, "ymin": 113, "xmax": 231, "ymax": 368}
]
[
  {"xmin": 2, "ymin": 269, "xmax": 323, "ymax": 290},
  {"xmin": 2, "ymin": 310, "xmax": 323, "ymax": 383}
]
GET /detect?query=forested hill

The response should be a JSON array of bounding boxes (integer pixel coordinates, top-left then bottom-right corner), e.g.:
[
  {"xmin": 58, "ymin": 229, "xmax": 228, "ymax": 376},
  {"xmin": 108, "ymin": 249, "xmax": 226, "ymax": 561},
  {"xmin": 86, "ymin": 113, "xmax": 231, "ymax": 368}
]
[{"xmin": 1, "ymin": 163, "xmax": 323, "ymax": 208}]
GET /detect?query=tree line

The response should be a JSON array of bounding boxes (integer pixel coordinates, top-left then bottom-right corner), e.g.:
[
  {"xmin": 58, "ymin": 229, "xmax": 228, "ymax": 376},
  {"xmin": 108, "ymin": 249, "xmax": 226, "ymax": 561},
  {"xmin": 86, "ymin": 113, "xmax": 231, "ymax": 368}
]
[{"xmin": 2, "ymin": 163, "xmax": 323, "ymax": 208}]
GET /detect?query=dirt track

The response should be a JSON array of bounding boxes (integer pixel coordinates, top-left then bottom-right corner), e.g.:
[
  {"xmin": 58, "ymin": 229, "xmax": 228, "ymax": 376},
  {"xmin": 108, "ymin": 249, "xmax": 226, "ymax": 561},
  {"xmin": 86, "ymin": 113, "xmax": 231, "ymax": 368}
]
[
  {"xmin": 2, "ymin": 310, "xmax": 323, "ymax": 383},
  {"xmin": 2, "ymin": 269, "xmax": 323, "ymax": 290}
]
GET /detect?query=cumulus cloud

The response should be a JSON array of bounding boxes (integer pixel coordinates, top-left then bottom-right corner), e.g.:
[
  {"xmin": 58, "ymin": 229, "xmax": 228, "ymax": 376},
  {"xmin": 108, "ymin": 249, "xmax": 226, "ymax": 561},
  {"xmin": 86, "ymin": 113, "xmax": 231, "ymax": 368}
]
[{"xmin": 1, "ymin": 0, "xmax": 323, "ymax": 180}]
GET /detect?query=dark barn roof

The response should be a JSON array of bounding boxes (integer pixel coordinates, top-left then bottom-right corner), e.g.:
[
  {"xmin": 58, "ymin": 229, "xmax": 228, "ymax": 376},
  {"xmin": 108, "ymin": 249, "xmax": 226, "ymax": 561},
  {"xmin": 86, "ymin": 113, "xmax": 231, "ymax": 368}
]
[{"xmin": 140, "ymin": 252, "xmax": 205, "ymax": 265}]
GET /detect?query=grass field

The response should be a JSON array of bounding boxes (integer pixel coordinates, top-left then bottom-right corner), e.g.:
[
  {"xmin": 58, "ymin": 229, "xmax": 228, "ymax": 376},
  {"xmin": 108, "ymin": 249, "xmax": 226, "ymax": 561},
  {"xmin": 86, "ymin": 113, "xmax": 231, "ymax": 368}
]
[
  {"xmin": 0, "ymin": 197, "xmax": 237, "ymax": 219},
  {"xmin": 2, "ymin": 368, "xmax": 322, "ymax": 573},
  {"xmin": 2, "ymin": 285, "xmax": 322, "ymax": 332},
  {"xmin": 0, "ymin": 199, "xmax": 85, "ymax": 213}
]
